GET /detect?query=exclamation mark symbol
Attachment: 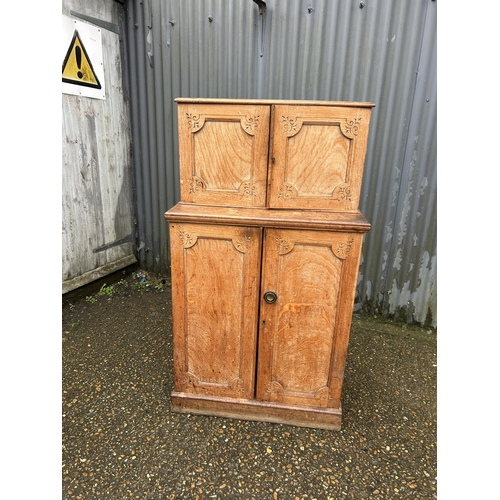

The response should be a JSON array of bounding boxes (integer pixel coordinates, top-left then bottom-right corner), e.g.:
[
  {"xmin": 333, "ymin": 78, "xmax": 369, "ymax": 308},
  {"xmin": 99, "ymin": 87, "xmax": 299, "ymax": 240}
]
[{"xmin": 76, "ymin": 45, "xmax": 83, "ymax": 79}]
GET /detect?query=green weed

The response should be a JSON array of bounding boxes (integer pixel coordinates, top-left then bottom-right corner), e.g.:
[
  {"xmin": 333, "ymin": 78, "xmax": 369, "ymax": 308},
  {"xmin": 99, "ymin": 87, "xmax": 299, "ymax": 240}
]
[
  {"xmin": 98, "ymin": 283, "xmax": 116, "ymax": 297},
  {"xmin": 132, "ymin": 281, "xmax": 149, "ymax": 293}
]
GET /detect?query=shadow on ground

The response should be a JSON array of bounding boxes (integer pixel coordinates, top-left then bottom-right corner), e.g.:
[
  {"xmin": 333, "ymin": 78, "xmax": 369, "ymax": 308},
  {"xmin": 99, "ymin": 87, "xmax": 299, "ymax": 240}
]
[{"xmin": 62, "ymin": 265, "xmax": 436, "ymax": 499}]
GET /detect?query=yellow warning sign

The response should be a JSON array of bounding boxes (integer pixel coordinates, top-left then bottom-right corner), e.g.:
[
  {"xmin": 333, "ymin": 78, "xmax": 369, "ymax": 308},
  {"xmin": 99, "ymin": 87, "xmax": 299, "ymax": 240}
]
[{"xmin": 62, "ymin": 30, "xmax": 101, "ymax": 89}]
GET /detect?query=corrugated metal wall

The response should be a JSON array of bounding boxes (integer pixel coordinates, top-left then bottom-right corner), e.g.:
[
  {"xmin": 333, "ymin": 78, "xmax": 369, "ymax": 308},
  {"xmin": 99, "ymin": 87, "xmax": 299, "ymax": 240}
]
[{"xmin": 124, "ymin": 0, "xmax": 437, "ymax": 327}]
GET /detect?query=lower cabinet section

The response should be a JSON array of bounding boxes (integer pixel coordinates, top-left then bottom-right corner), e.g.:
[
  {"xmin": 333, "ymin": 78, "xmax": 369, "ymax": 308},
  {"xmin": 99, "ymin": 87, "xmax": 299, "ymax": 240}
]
[{"xmin": 167, "ymin": 219, "xmax": 366, "ymax": 430}]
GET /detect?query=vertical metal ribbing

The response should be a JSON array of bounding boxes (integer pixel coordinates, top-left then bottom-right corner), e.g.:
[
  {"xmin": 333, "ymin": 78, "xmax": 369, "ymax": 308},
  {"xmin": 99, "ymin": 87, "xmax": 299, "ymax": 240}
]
[{"xmin": 124, "ymin": 0, "xmax": 437, "ymax": 325}]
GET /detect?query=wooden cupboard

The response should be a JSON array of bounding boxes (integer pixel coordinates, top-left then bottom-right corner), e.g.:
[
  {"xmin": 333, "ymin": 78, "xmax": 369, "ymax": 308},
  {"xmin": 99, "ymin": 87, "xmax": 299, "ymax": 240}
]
[
  {"xmin": 165, "ymin": 99, "xmax": 374, "ymax": 430},
  {"xmin": 176, "ymin": 99, "xmax": 372, "ymax": 211}
]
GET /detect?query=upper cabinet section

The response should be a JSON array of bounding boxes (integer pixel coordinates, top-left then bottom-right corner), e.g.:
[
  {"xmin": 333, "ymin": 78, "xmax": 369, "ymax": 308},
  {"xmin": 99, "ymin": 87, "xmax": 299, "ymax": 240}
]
[
  {"xmin": 177, "ymin": 101, "xmax": 270, "ymax": 208},
  {"xmin": 175, "ymin": 99, "xmax": 374, "ymax": 211},
  {"xmin": 268, "ymin": 104, "xmax": 372, "ymax": 211}
]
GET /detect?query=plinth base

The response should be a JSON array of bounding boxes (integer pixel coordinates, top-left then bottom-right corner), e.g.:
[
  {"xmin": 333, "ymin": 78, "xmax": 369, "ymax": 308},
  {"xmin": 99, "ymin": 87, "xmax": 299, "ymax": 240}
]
[{"xmin": 171, "ymin": 392, "xmax": 342, "ymax": 431}]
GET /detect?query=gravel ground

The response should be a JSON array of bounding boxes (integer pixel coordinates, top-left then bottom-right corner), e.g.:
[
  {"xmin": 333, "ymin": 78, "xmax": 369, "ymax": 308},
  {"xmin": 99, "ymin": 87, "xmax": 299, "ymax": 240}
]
[{"xmin": 62, "ymin": 266, "xmax": 437, "ymax": 499}]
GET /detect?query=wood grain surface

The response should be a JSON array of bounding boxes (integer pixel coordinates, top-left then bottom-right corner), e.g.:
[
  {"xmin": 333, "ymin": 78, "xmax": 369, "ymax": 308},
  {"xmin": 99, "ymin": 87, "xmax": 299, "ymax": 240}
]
[
  {"xmin": 256, "ymin": 228, "xmax": 364, "ymax": 409},
  {"xmin": 169, "ymin": 222, "xmax": 262, "ymax": 399},
  {"xmin": 268, "ymin": 105, "xmax": 372, "ymax": 211},
  {"xmin": 177, "ymin": 103, "xmax": 270, "ymax": 207}
]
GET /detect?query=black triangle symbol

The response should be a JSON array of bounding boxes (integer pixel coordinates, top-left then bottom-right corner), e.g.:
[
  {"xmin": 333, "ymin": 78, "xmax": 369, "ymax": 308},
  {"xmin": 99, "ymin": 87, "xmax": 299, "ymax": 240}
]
[{"xmin": 62, "ymin": 30, "xmax": 102, "ymax": 90}]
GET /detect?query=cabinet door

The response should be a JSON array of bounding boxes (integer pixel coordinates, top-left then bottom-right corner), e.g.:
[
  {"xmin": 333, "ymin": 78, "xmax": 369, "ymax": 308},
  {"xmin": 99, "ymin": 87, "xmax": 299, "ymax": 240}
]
[
  {"xmin": 169, "ymin": 222, "xmax": 262, "ymax": 399},
  {"xmin": 177, "ymin": 103, "xmax": 270, "ymax": 207},
  {"xmin": 268, "ymin": 104, "xmax": 372, "ymax": 211},
  {"xmin": 256, "ymin": 228, "xmax": 363, "ymax": 409}
]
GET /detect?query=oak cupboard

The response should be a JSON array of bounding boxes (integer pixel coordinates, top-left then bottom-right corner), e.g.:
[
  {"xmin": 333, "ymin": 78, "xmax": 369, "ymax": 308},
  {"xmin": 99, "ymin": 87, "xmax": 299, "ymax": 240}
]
[
  {"xmin": 176, "ymin": 99, "xmax": 372, "ymax": 211},
  {"xmin": 165, "ymin": 99, "xmax": 374, "ymax": 430}
]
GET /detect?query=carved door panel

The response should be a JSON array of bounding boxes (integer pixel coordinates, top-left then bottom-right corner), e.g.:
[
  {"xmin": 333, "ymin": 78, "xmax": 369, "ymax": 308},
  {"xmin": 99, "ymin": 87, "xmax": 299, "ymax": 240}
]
[
  {"xmin": 268, "ymin": 105, "xmax": 372, "ymax": 211},
  {"xmin": 169, "ymin": 222, "xmax": 262, "ymax": 399},
  {"xmin": 177, "ymin": 103, "xmax": 270, "ymax": 207},
  {"xmin": 255, "ymin": 228, "xmax": 364, "ymax": 409}
]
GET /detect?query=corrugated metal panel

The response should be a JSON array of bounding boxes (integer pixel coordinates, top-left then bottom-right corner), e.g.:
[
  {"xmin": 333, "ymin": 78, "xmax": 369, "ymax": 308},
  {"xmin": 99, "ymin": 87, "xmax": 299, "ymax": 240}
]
[
  {"xmin": 351, "ymin": 0, "xmax": 437, "ymax": 326},
  {"xmin": 124, "ymin": 0, "xmax": 437, "ymax": 327},
  {"xmin": 376, "ymin": 2, "xmax": 437, "ymax": 325}
]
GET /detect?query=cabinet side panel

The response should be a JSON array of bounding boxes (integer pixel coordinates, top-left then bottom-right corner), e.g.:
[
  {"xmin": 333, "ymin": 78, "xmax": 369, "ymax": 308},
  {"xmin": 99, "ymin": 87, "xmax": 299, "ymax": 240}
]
[
  {"xmin": 169, "ymin": 223, "xmax": 262, "ymax": 399},
  {"xmin": 169, "ymin": 222, "xmax": 188, "ymax": 394}
]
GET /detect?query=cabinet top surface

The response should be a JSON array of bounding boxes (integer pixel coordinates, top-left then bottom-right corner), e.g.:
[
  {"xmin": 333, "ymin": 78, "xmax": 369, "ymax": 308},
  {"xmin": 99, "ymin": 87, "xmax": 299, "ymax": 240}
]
[{"xmin": 175, "ymin": 97, "xmax": 376, "ymax": 108}]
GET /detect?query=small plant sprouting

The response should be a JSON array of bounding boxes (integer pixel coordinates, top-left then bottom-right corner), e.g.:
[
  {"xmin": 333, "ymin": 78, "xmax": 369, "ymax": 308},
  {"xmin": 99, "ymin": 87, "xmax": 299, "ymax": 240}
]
[
  {"xmin": 132, "ymin": 281, "xmax": 149, "ymax": 293},
  {"xmin": 86, "ymin": 295, "xmax": 97, "ymax": 304},
  {"xmin": 98, "ymin": 284, "xmax": 116, "ymax": 297}
]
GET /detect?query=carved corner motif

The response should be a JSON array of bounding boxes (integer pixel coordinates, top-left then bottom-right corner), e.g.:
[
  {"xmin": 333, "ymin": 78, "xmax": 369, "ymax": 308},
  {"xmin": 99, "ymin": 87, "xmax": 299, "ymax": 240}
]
[
  {"xmin": 277, "ymin": 183, "xmax": 295, "ymax": 200},
  {"xmin": 233, "ymin": 236, "xmax": 251, "ymax": 254},
  {"xmin": 341, "ymin": 117, "xmax": 361, "ymax": 138},
  {"xmin": 179, "ymin": 230, "xmax": 197, "ymax": 249},
  {"xmin": 333, "ymin": 239, "xmax": 354, "ymax": 259},
  {"xmin": 186, "ymin": 113, "xmax": 202, "ymax": 131},
  {"xmin": 188, "ymin": 176, "xmax": 205, "ymax": 194},
  {"xmin": 266, "ymin": 381, "xmax": 284, "ymax": 402},
  {"xmin": 275, "ymin": 237, "xmax": 293, "ymax": 255},
  {"xmin": 314, "ymin": 387, "xmax": 330, "ymax": 403},
  {"xmin": 239, "ymin": 181, "xmax": 257, "ymax": 197},
  {"xmin": 181, "ymin": 372, "xmax": 199, "ymax": 389},
  {"xmin": 228, "ymin": 377, "xmax": 245, "ymax": 392},
  {"xmin": 282, "ymin": 115, "xmax": 299, "ymax": 136},
  {"xmin": 241, "ymin": 115, "xmax": 260, "ymax": 135},
  {"xmin": 332, "ymin": 183, "xmax": 352, "ymax": 202}
]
